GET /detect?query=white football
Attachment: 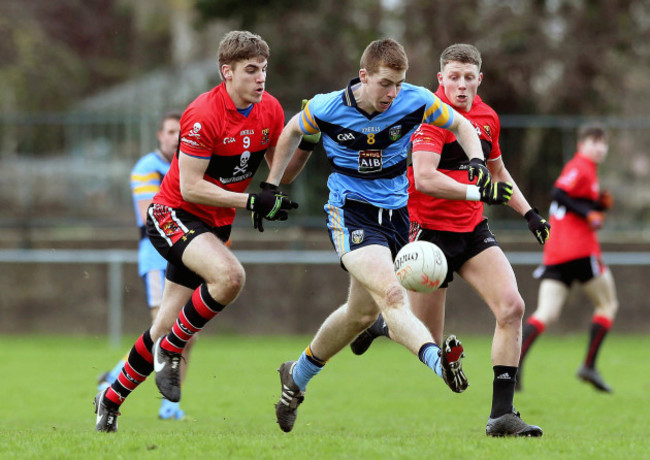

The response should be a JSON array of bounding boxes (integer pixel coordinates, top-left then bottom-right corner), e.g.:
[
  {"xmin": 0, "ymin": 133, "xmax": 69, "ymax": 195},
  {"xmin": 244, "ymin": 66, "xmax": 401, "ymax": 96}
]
[{"xmin": 394, "ymin": 241, "xmax": 448, "ymax": 293}]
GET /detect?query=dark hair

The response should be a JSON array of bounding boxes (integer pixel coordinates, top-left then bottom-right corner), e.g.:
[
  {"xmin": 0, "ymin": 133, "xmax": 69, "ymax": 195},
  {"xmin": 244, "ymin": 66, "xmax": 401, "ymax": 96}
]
[
  {"xmin": 360, "ymin": 38, "xmax": 408, "ymax": 74},
  {"xmin": 159, "ymin": 110, "xmax": 181, "ymax": 130},
  {"xmin": 577, "ymin": 122, "xmax": 607, "ymax": 142}
]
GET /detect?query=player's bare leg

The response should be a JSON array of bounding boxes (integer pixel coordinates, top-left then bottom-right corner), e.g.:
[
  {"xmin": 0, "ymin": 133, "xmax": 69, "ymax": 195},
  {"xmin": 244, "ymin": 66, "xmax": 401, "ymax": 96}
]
[
  {"xmin": 517, "ymin": 279, "xmax": 569, "ymax": 391},
  {"xmin": 460, "ymin": 246, "xmax": 542, "ymax": 437}
]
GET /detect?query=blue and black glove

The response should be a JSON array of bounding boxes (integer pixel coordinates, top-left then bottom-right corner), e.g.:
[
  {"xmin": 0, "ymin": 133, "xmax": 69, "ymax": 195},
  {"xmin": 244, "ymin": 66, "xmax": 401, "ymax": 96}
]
[
  {"xmin": 524, "ymin": 208, "xmax": 551, "ymax": 245},
  {"xmin": 297, "ymin": 99, "xmax": 321, "ymax": 151},
  {"xmin": 246, "ymin": 182, "xmax": 299, "ymax": 232}
]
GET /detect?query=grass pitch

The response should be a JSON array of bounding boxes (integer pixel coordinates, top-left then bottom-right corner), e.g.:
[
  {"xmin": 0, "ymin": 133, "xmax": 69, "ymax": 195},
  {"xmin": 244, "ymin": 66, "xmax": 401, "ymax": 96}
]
[{"xmin": 1, "ymin": 334, "xmax": 648, "ymax": 459}]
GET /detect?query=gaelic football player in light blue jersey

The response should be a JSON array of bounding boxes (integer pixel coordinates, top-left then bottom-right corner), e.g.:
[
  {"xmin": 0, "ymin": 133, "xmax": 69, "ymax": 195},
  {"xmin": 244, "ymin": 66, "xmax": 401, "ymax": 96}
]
[{"xmin": 265, "ymin": 38, "xmax": 493, "ymax": 433}]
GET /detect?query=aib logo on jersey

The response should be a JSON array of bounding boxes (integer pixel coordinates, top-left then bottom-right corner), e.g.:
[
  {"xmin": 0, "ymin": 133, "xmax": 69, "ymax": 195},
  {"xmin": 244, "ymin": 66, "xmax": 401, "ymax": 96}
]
[{"xmin": 358, "ymin": 150, "xmax": 382, "ymax": 173}]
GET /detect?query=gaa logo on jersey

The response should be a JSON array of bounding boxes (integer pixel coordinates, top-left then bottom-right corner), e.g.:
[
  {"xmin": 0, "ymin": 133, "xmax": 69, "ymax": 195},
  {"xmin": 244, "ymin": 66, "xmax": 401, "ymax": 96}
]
[
  {"xmin": 389, "ymin": 125, "xmax": 402, "ymax": 141},
  {"xmin": 358, "ymin": 149, "xmax": 382, "ymax": 173},
  {"xmin": 261, "ymin": 128, "xmax": 270, "ymax": 144},
  {"xmin": 351, "ymin": 229, "xmax": 365, "ymax": 244}
]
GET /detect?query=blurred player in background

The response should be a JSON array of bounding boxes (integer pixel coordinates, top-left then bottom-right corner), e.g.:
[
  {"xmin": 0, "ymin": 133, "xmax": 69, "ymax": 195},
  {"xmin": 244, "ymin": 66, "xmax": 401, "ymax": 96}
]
[
  {"xmin": 350, "ymin": 44, "xmax": 550, "ymax": 437},
  {"xmin": 517, "ymin": 122, "xmax": 618, "ymax": 393},
  {"xmin": 93, "ymin": 30, "xmax": 307, "ymax": 432},
  {"xmin": 265, "ymin": 38, "xmax": 492, "ymax": 433},
  {"xmin": 97, "ymin": 111, "xmax": 190, "ymax": 421}
]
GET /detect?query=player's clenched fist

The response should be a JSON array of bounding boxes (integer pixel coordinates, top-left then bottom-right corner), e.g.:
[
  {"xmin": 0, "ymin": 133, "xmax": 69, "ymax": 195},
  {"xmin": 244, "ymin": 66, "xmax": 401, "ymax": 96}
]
[{"xmin": 247, "ymin": 182, "xmax": 299, "ymax": 232}]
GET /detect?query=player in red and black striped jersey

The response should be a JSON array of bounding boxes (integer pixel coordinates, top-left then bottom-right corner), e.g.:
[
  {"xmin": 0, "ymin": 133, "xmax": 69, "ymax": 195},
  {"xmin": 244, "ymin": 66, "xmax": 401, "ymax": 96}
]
[
  {"xmin": 518, "ymin": 123, "xmax": 618, "ymax": 393},
  {"xmin": 350, "ymin": 44, "xmax": 549, "ymax": 437},
  {"xmin": 93, "ymin": 31, "xmax": 312, "ymax": 432}
]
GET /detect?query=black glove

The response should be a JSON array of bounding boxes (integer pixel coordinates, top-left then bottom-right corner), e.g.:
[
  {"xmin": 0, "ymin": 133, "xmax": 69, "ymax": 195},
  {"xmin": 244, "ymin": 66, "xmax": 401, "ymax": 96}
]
[
  {"xmin": 524, "ymin": 208, "xmax": 551, "ymax": 245},
  {"xmin": 246, "ymin": 182, "xmax": 299, "ymax": 232},
  {"xmin": 468, "ymin": 158, "xmax": 491, "ymax": 192},
  {"xmin": 480, "ymin": 181, "xmax": 513, "ymax": 205}
]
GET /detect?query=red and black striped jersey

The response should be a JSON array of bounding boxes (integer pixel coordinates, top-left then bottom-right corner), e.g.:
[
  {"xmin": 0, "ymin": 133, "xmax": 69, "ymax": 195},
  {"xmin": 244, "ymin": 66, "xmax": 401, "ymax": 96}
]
[
  {"xmin": 154, "ymin": 82, "xmax": 284, "ymax": 227},
  {"xmin": 408, "ymin": 86, "xmax": 502, "ymax": 232}
]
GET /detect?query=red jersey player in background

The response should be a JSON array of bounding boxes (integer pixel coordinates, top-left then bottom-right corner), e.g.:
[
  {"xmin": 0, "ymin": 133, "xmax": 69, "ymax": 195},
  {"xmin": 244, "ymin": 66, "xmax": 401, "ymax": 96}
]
[
  {"xmin": 518, "ymin": 123, "xmax": 618, "ymax": 393},
  {"xmin": 350, "ymin": 43, "xmax": 550, "ymax": 437},
  {"xmin": 93, "ymin": 30, "xmax": 312, "ymax": 432}
]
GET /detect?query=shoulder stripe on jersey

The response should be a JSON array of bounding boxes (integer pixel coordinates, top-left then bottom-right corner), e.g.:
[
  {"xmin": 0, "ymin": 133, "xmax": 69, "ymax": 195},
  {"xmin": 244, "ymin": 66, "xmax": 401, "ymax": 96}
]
[
  {"xmin": 424, "ymin": 98, "xmax": 453, "ymax": 129},
  {"xmin": 133, "ymin": 185, "xmax": 161, "ymax": 195},
  {"xmin": 299, "ymin": 107, "xmax": 319, "ymax": 134},
  {"xmin": 131, "ymin": 172, "xmax": 162, "ymax": 182}
]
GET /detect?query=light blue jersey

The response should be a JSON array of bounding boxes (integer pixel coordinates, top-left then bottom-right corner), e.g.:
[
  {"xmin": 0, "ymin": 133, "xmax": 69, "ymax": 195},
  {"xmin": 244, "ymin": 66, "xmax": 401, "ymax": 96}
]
[
  {"xmin": 130, "ymin": 150, "xmax": 170, "ymax": 276},
  {"xmin": 299, "ymin": 78, "xmax": 454, "ymax": 209}
]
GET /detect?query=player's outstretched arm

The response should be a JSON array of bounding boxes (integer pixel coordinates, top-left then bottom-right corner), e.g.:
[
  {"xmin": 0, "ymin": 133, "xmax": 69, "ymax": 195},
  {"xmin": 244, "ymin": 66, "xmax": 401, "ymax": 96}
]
[{"xmin": 265, "ymin": 114, "xmax": 304, "ymax": 186}]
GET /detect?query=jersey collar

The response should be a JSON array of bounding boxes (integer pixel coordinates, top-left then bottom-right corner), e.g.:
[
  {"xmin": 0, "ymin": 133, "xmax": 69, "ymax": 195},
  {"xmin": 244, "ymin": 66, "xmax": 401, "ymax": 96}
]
[
  {"xmin": 343, "ymin": 77, "xmax": 382, "ymax": 120},
  {"xmin": 343, "ymin": 77, "xmax": 361, "ymax": 107},
  {"xmin": 219, "ymin": 81, "xmax": 257, "ymax": 118}
]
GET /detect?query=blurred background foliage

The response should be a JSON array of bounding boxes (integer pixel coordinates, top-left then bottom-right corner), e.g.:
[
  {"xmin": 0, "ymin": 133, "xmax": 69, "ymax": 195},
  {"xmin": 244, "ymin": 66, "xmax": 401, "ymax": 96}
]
[{"xmin": 1, "ymin": 0, "xmax": 650, "ymax": 237}]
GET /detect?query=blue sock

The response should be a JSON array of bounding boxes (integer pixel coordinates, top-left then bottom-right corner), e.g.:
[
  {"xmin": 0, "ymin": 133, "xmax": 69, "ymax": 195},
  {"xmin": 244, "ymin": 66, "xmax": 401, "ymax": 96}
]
[
  {"xmin": 106, "ymin": 358, "xmax": 126, "ymax": 384},
  {"xmin": 418, "ymin": 343, "xmax": 442, "ymax": 378},
  {"xmin": 292, "ymin": 350, "xmax": 325, "ymax": 391}
]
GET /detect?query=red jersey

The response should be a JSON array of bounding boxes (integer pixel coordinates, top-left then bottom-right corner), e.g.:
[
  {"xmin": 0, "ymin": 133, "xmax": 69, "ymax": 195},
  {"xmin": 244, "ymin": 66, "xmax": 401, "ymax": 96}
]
[
  {"xmin": 408, "ymin": 87, "xmax": 502, "ymax": 232},
  {"xmin": 154, "ymin": 82, "xmax": 284, "ymax": 227},
  {"xmin": 543, "ymin": 153, "xmax": 601, "ymax": 265}
]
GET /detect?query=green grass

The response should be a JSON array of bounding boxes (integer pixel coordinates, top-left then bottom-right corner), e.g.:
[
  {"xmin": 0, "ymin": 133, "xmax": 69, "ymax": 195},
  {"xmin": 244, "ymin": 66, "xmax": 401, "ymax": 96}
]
[{"xmin": 1, "ymin": 334, "xmax": 648, "ymax": 459}]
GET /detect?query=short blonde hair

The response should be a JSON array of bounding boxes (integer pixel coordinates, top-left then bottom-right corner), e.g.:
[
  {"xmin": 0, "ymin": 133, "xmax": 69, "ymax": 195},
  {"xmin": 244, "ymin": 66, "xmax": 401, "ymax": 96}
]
[
  {"xmin": 360, "ymin": 38, "xmax": 408, "ymax": 74},
  {"xmin": 217, "ymin": 31, "xmax": 270, "ymax": 80}
]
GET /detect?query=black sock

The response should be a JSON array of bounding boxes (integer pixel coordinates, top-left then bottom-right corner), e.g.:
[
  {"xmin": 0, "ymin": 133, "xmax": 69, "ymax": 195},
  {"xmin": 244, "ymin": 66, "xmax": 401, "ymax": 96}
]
[
  {"xmin": 490, "ymin": 365, "xmax": 518, "ymax": 418},
  {"xmin": 368, "ymin": 314, "xmax": 390, "ymax": 338}
]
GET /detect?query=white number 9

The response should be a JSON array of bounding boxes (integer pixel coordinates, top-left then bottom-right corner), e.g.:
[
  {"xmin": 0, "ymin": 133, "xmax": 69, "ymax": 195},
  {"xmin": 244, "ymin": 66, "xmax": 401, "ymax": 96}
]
[{"xmin": 243, "ymin": 136, "xmax": 250, "ymax": 149}]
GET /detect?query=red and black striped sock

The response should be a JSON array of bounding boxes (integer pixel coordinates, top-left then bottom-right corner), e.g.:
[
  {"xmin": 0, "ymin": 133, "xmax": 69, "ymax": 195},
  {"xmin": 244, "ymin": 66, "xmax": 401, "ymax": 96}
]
[
  {"xmin": 520, "ymin": 317, "xmax": 546, "ymax": 365},
  {"xmin": 104, "ymin": 328, "xmax": 154, "ymax": 408},
  {"xmin": 584, "ymin": 315, "xmax": 613, "ymax": 368},
  {"xmin": 161, "ymin": 283, "xmax": 225, "ymax": 354}
]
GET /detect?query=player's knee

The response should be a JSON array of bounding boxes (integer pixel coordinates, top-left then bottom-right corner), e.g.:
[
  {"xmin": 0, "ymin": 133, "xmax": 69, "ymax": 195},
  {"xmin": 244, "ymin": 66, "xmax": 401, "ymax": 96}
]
[
  {"xmin": 383, "ymin": 282, "xmax": 407, "ymax": 310},
  {"xmin": 495, "ymin": 294, "xmax": 525, "ymax": 327},
  {"xmin": 204, "ymin": 262, "xmax": 246, "ymax": 300}
]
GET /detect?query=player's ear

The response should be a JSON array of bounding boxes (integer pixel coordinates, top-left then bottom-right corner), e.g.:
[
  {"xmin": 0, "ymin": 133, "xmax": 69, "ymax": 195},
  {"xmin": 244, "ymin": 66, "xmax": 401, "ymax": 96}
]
[
  {"xmin": 359, "ymin": 68, "xmax": 368, "ymax": 84},
  {"xmin": 222, "ymin": 64, "xmax": 232, "ymax": 80}
]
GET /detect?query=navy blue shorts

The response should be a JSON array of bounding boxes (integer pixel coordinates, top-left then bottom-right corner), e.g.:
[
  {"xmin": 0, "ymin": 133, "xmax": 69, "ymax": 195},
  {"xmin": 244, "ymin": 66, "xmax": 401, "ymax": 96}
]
[
  {"xmin": 325, "ymin": 199, "xmax": 409, "ymax": 269},
  {"xmin": 533, "ymin": 255, "xmax": 605, "ymax": 287},
  {"xmin": 411, "ymin": 219, "xmax": 499, "ymax": 288}
]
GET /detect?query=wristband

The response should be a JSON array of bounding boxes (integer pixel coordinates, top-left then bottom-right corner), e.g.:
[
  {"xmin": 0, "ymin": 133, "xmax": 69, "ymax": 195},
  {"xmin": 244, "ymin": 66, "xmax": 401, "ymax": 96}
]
[
  {"xmin": 298, "ymin": 137, "xmax": 317, "ymax": 151},
  {"xmin": 465, "ymin": 185, "xmax": 481, "ymax": 201}
]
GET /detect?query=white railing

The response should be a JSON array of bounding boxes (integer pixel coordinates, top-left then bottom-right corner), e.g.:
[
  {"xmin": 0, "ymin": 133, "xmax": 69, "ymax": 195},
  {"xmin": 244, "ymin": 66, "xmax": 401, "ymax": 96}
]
[{"xmin": 1, "ymin": 249, "xmax": 649, "ymax": 347}]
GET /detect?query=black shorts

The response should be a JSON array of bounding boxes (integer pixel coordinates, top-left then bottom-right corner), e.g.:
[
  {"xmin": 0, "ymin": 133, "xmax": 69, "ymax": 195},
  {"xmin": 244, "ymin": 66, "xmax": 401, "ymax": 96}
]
[
  {"xmin": 325, "ymin": 199, "xmax": 409, "ymax": 270},
  {"xmin": 146, "ymin": 204, "xmax": 231, "ymax": 289},
  {"xmin": 411, "ymin": 219, "xmax": 499, "ymax": 288},
  {"xmin": 533, "ymin": 255, "xmax": 605, "ymax": 287}
]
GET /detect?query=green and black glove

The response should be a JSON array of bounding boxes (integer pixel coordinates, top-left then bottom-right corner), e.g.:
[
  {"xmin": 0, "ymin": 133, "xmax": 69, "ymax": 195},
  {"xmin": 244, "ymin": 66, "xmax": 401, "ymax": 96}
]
[
  {"xmin": 524, "ymin": 208, "xmax": 551, "ymax": 245},
  {"xmin": 480, "ymin": 181, "xmax": 513, "ymax": 205},
  {"xmin": 297, "ymin": 99, "xmax": 321, "ymax": 151},
  {"xmin": 468, "ymin": 158, "xmax": 492, "ymax": 192},
  {"xmin": 246, "ymin": 182, "xmax": 299, "ymax": 232}
]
